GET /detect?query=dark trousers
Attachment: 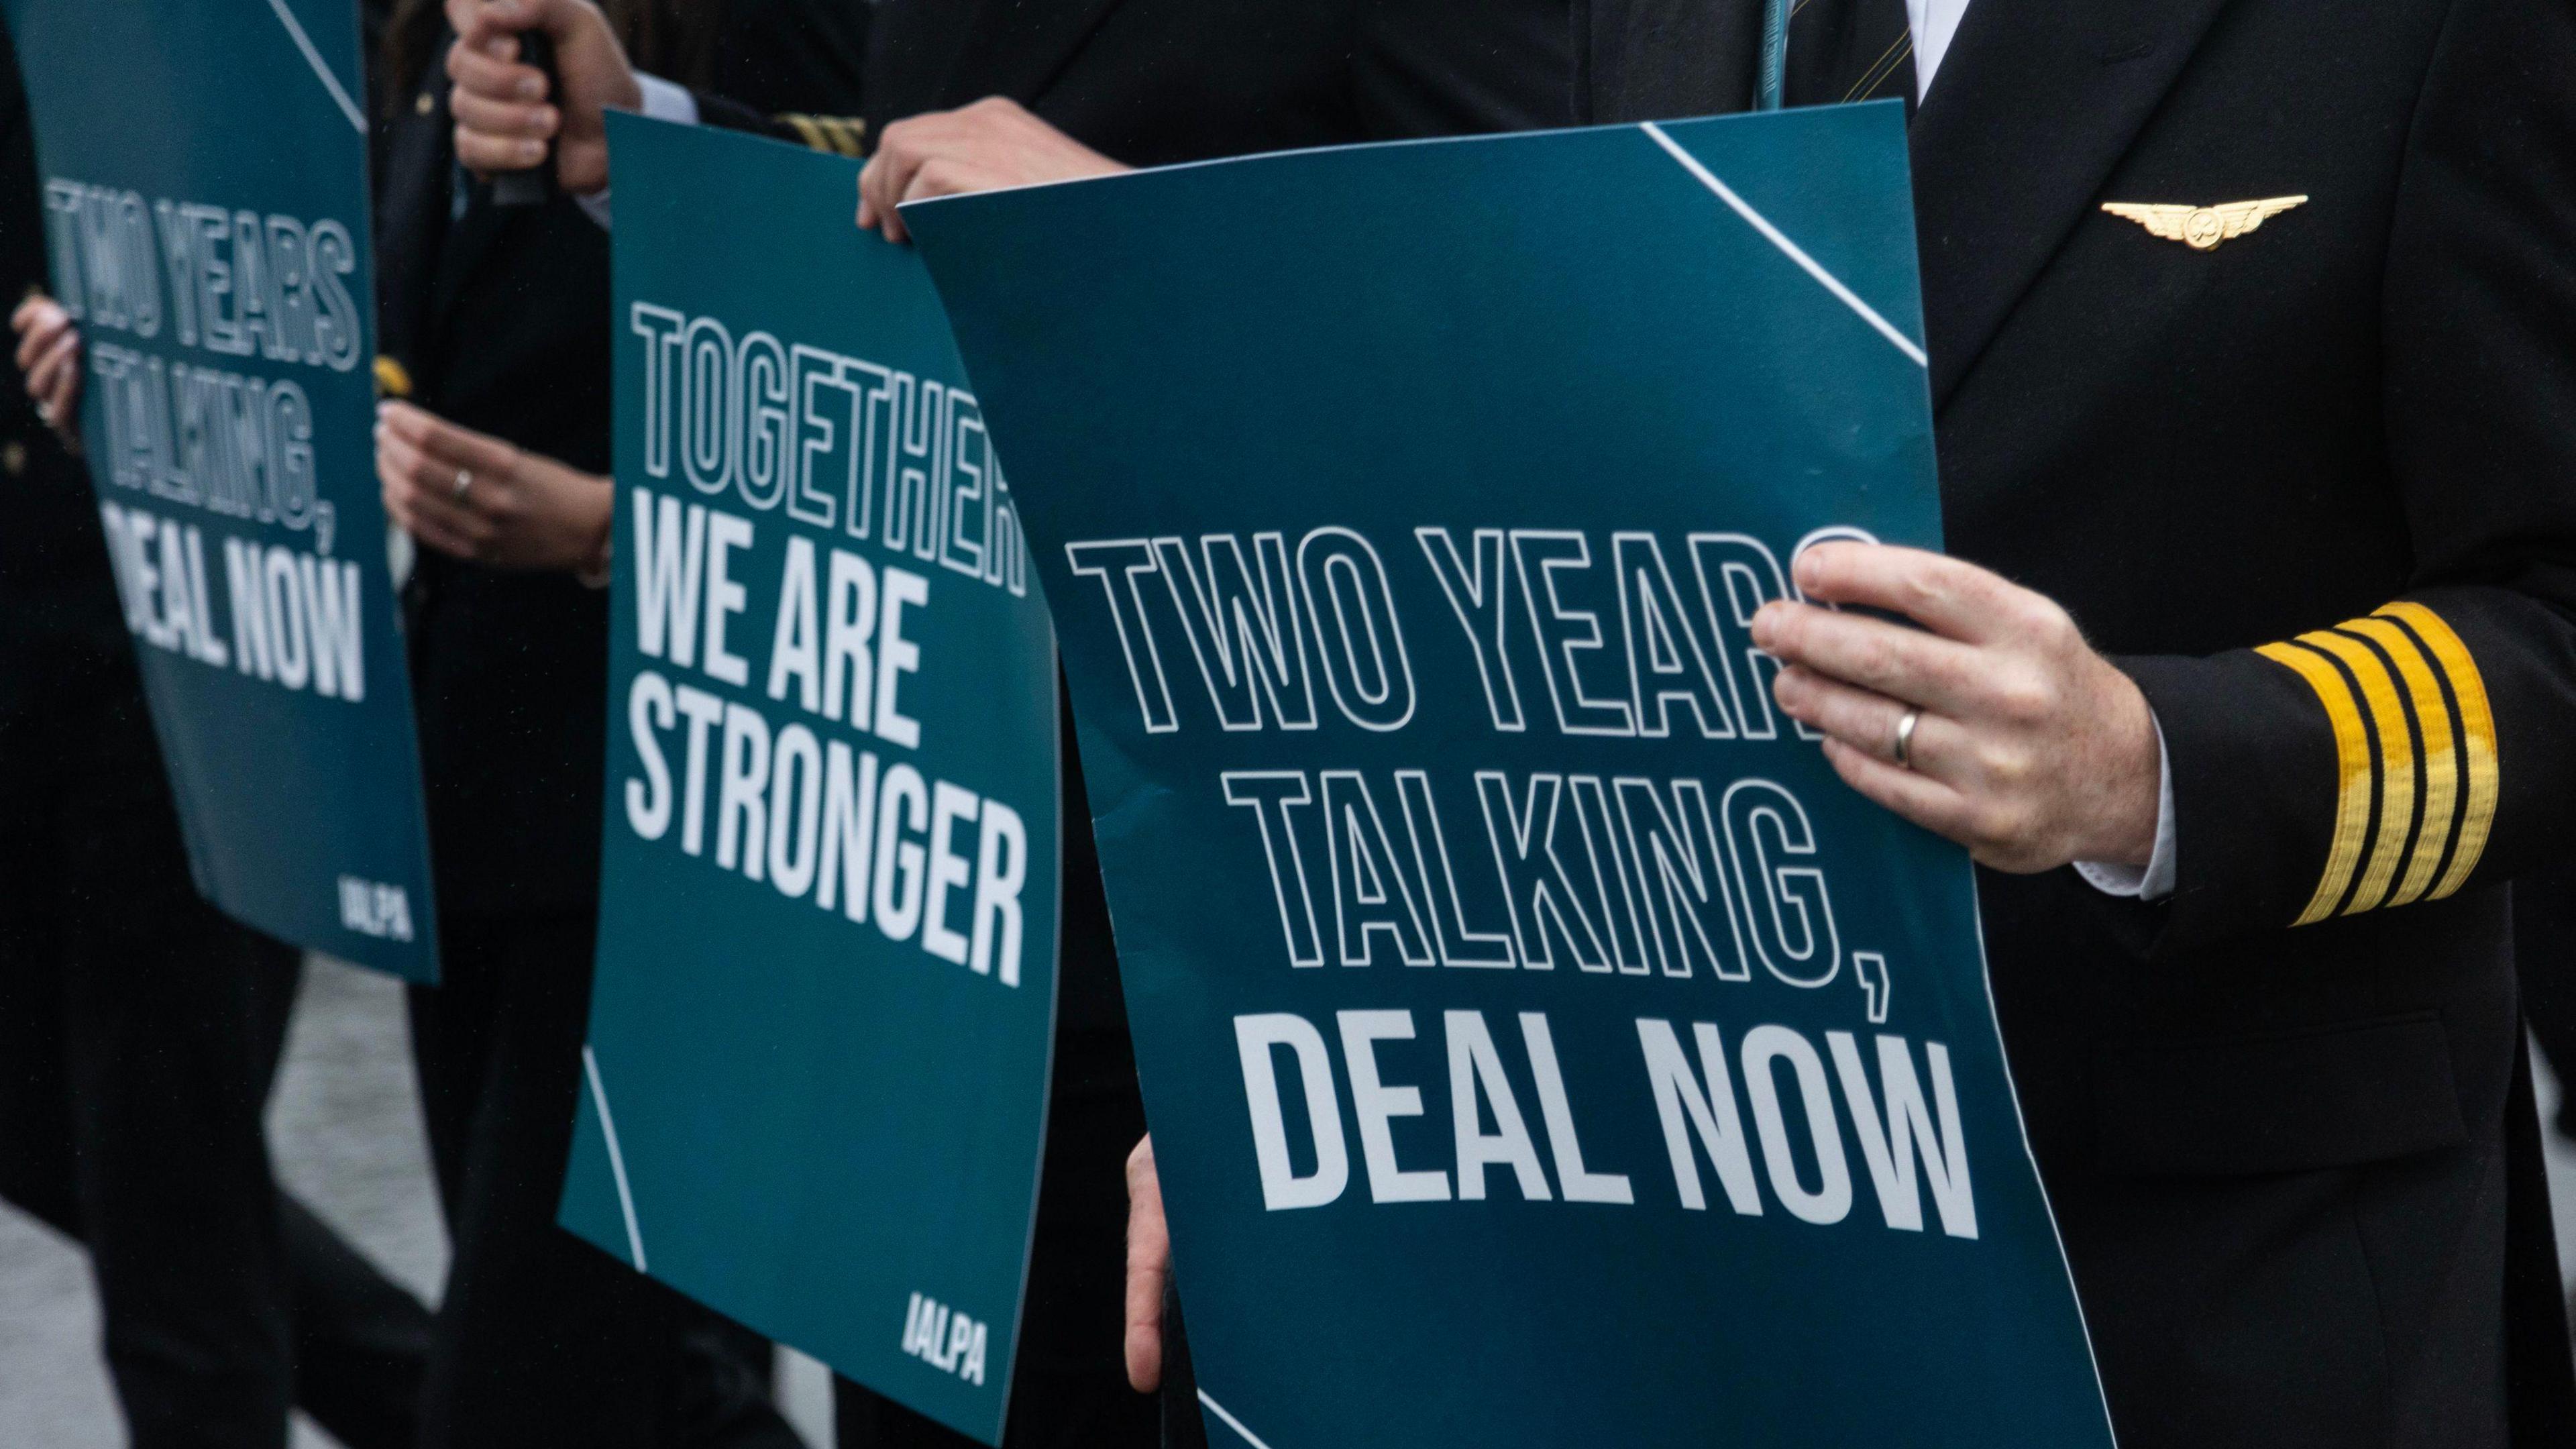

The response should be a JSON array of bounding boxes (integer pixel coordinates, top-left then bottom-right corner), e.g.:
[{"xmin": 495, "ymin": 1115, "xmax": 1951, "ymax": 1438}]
[
  {"xmin": 407, "ymin": 908, "xmax": 801, "ymax": 1449},
  {"xmin": 2516, "ymin": 871, "xmax": 2576, "ymax": 1131},
  {"xmin": 1157, "ymin": 1292, "xmax": 1205, "ymax": 1449},
  {"xmin": 0, "ymin": 609, "xmax": 430, "ymax": 1449},
  {"xmin": 832, "ymin": 1053, "xmax": 1157, "ymax": 1449}
]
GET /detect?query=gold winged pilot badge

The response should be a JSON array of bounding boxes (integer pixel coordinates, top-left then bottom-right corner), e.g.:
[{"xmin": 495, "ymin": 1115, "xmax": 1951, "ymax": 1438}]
[{"xmin": 2100, "ymin": 195, "xmax": 2308, "ymax": 250}]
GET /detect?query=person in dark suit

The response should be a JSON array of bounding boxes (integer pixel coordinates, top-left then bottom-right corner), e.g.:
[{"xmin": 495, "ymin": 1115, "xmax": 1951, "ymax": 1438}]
[
  {"xmin": 453, "ymin": 1, "xmax": 2576, "ymax": 1445},
  {"xmin": 1223, "ymin": 1, "xmax": 2576, "ymax": 1444},
  {"xmin": 855, "ymin": 5, "xmax": 2576, "ymax": 1448},
  {"xmin": 0, "ymin": 17, "xmax": 433, "ymax": 1449},
  {"xmin": 438, "ymin": 3, "xmax": 1574, "ymax": 1446},
  {"xmin": 369, "ymin": 1, "xmax": 867, "ymax": 1444}
]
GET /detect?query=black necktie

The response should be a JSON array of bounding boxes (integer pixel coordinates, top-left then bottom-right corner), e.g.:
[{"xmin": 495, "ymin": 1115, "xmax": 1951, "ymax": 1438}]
[{"xmin": 1782, "ymin": 0, "xmax": 1918, "ymax": 113}]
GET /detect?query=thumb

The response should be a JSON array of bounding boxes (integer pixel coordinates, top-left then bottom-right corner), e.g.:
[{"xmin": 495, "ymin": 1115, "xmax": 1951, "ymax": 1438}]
[
  {"xmin": 533, "ymin": 0, "xmax": 641, "ymax": 111},
  {"xmin": 1124, "ymin": 1136, "xmax": 1169, "ymax": 1393}
]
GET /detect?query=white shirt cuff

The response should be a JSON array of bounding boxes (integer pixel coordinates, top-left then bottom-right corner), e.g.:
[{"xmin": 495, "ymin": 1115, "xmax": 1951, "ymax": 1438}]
[
  {"xmin": 2074, "ymin": 712, "xmax": 2176, "ymax": 902},
  {"xmin": 576, "ymin": 72, "xmax": 700, "ymax": 229}
]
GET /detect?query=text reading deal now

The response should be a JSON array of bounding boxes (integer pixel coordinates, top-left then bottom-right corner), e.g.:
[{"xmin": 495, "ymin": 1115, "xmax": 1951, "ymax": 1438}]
[{"xmin": 1234, "ymin": 1010, "xmax": 1978, "ymax": 1238}]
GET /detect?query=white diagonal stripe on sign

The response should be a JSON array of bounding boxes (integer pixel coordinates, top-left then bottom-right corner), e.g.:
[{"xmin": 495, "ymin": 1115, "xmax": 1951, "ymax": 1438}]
[
  {"xmin": 266, "ymin": 0, "xmax": 368, "ymax": 134},
  {"xmin": 1639, "ymin": 121, "xmax": 1929, "ymax": 368}
]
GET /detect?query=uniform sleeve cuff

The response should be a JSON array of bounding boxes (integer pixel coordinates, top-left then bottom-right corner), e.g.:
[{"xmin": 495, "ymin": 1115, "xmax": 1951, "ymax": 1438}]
[
  {"xmin": 2074, "ymin": 711, "xmax": 2176, "ymax": 901},
  {"xmin": 635, "ymin": 72, "xmax": 699, "ymax": 126},
  {"xmin": 578, "ymin": 73, "xmax": 700, "ymax": 229}
]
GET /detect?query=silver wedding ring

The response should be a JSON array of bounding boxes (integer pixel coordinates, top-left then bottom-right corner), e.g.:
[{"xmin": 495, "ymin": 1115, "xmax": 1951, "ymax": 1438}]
[
  {"xmin": 451, "ymin": 467, "xmax": 473, "ymax": 502},
  {"xmin": 1893, "ymin": 709, "xmax": 1920, "ymax": 770}
]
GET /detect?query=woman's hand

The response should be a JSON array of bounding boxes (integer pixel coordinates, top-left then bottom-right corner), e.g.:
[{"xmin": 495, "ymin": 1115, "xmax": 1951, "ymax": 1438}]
[
  {"xmin": 376, "ymin": 401, "xmax": 612, "ymax": 573},
  {"xmin": 1124, "ymin": 1134, "xmax": 1171, "ymax": 1393},
  {"xmin": 12, "ymin": 292, "xmax": 83, "ymax": 444}
]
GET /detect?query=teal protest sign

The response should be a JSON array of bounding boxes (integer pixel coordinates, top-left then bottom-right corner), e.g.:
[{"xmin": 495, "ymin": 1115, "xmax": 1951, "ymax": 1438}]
[
  {"xmin": 1, "ymin": 0, "xmax": 437, "ymax": 977},
  {"xmin": 909, "ymin": 105, "xmax": 2116, "ymax": 1447},
  {"xmin": 558, "ymin": 115, "xmax": 1058, "ymax": 1446}
]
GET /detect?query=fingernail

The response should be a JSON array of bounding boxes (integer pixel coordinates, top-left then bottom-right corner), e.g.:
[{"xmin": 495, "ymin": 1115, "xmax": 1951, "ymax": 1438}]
[
  {"xmin": 521, "ymin": 140, "xmax": 545, "ymax": 162},
  {"xmin": 520, "ymin": 76, "xmax": 545, "ymax": 101}
]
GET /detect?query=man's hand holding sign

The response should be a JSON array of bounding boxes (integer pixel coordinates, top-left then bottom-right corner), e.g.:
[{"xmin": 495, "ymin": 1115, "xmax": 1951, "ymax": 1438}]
[
  {"xmin": 857, "ymin": 99, "xmax": 1125, "ymax": 244},
  {"xmin": 1757, "ymin": 543, "xmax": 2163, "ymax": 874},
  {"xmin": 1108, "ymin": 540, "xmax": 2169, "ymax": 1393}
]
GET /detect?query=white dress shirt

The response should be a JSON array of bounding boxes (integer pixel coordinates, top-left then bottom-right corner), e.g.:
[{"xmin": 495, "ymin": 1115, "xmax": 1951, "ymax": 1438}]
[
  {"xmin": 572, "ymin": 73, "xmax": 698, "ymax": 229},
  {"xmin": 1907, "ymin": 0, "xmax": 1974, "ymax": 97}
]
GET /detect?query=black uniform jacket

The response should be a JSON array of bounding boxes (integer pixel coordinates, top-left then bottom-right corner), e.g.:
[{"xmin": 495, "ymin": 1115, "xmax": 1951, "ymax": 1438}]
[
  {"xmin": 378, "ymin": 55, "xmax": 619, "ymax": 919},
  {"xmin": 1586, "ymin": 0, "xmax": 2576, "ymax": 1443},
  {"xmin": 698, "ymin": 0, "xmax": 1578, "ymax": 169}
]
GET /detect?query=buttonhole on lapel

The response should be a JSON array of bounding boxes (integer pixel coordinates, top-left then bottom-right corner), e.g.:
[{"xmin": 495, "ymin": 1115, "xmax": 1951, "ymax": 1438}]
[{"xmin": 2098, "ymin": 38, "xmax": 2155, "ymax": 63}]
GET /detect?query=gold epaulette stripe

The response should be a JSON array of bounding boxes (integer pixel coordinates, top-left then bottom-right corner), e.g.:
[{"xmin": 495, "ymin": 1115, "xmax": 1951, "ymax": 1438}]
[
  {"xmin": 2258, "ymin": 600, "xmax": 2499, "ymax": 926},
  {"xmin": 2377, "ymin": 602, "xmax": 2498, "ymax": 897},
  {"xmin": 2341, "ymin": 617, "xmax": 2457, "ymax": 906},
  {"xmin": 782, "ymin": 113, "xmax": 829, "ymax": 152},
  {"xmin": 2296, "ymin": 629, "xmax": 2416, "ymax": 914},
  {"xmin": 777, "ymin": 113, "xmax": 866, "ymax": 158},
  {"xmin": 2253, "ymin": 640, "xmax": 2374, "ymax": 926}
]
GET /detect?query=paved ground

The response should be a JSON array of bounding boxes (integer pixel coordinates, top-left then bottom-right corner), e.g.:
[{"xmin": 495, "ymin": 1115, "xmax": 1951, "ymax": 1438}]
[
  {"xmin": 0, "ymin": 955, "xmax": 438, "ymax": 1449},
  {"xmin": 5, "ymin": 956, "xmax": 2574, "ymax": 1443},
  {"xmin": 0, "ymin": 955, "xmax": 831, "ymax": 1447}
]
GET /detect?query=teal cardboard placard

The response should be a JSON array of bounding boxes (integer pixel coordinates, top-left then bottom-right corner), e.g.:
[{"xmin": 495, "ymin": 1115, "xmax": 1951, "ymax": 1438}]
[
  {"xmin": 559, "ymin": 114, "xmax": 1059, "ymax": 1447},
  {"xmin": 1, "ymin": 0, "xmax": 438, "ymax": 979},
  {"xmin": 908, "ymin": 105, "xmax": 2117, "ymax": 1448}
]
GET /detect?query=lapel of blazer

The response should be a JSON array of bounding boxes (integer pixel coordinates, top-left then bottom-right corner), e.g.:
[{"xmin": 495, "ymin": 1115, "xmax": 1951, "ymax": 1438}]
[
  {"xmin": 936, "ymin": 0, "xmax": 1128, "ymax": 110},
  {"xmin": 372, "ymin": 60, "xmax": 456, "ymax": 369},
  {"xmin": 414, "ymin": 72, "xmax": 511, "ymax": 356},
  {"xmin": 1909, "ymin": 0, "xmax": 2237, "ymax": 407}
]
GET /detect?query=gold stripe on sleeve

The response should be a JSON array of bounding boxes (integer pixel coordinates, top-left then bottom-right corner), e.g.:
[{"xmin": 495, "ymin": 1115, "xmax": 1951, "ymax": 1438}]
[
  {"xmin": 782, "ymin": 113, "xmax": 830, "ymax": 152},
  {"xmin": 2377, "ymin": 602, "xmax": 2499, "ymax": 897},
  {"xmin": 2255, "ymin": 640, "xmax": 2376, "ymax": 926},
  {"xmin": 820, "ymin": 116, "xmax": 867, "ymax": 157},
  {"xmin": 2341, "ymin": 617, "xmax": 2459, "ymax": 907},
  {"xmin": 2296, "ymin": 629, "xmax": 2416, "ymax": 916}
]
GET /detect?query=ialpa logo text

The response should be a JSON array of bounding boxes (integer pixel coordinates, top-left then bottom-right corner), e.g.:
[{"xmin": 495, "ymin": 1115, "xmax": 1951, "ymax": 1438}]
[{"xmin": 902, "ymin": 1292, "xmax": 987, "ymax": 1385}]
